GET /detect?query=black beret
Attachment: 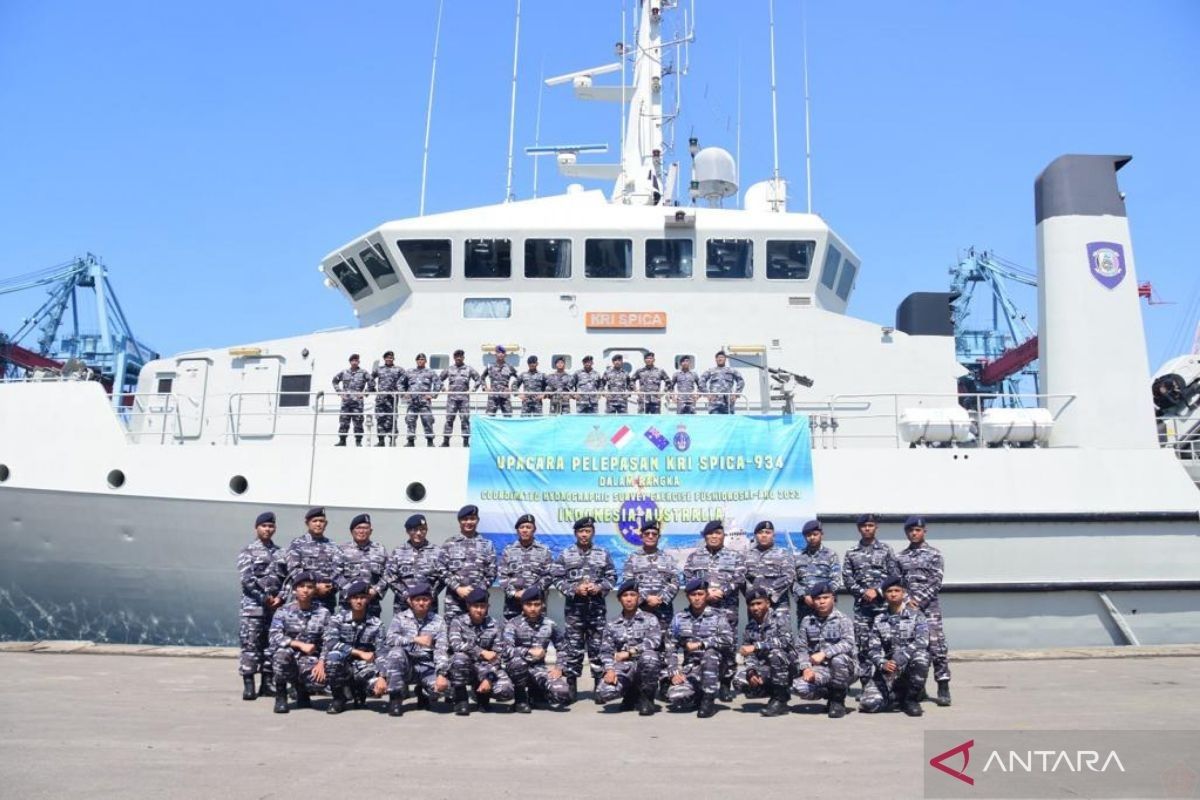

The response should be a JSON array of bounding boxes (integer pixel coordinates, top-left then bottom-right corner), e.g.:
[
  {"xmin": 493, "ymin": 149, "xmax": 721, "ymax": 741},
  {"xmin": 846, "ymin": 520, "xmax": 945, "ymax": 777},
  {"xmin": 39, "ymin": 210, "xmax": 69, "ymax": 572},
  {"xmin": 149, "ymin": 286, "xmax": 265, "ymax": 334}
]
[
  {"xmin": 612, "ymin": 354, "xmax": 623, "ymax": 361},
  {"xmin": 520, "ymin": 586, "xmax": 543, "ymax": 603},
  {"xmin": 882, "ymin": 576, "xmax": 906, "ymax": 592},
  {"xmin": 809, "ymin": 582, "xmax": 834, "ymax": 598},
  {"xmin": 407, "ymin": 581, "xmax": 433, "ymax": 599},
  {"xmin": 350, "ymin": 513, "xmax": 371, "ymax": 530},
  {"xmin": 383, "ymin": 350, "xmax": 394, "ymax": 358},
  {"xmin": 753, "ymin": 520, "xmax": 774, "ymax": 533},
  {"xmin": 582, "ymin": 355, "xmax": 593, "ymax": 362},
  {"xmin": 415, "ymin": 352, "xmax": 427, "ymax": 360},
  {"xmin": 405, "ymin": 514, "xmax": 427, "ymax": 530},
  {"xmin": 746, "ymin": 586, "xmax": 770, "ymax": 602},
  {"xmin": 515, "ymin": 513, "xmax": 536, "ymax": 528},
  {"xmin": 640, "ymin": 519, "xmax": 661, "ymax": 533},
  {"xmin": 293, "ymin": 571, "xmax": 316, "ymax": 585},
  {"xmin": 702, "ymin": 520, "xmax": 724, "ymax": 536},
  {"xmin": 802, "ymin": 519, "xmax": 823, "ymax": 535},
  {"xmin": 255, "ymin": 511, "xmax": 276, "ymax": 527},
  {"xmin": 527, "ymin": 355, "xmax": 538, "ymax": 364},
  {"xmin": 349, "ymin": 354, "xmax": 360, "ymax": 360},
  {"xmin": 304, "ymin": 507, "xmax": 326, "ymax": 521},
  {"xmin": 904, "ymin": 515, "xmax": 927, "ymax": 531},
  {"xmin": 684, "ymin": 577, "xmax": 708, "ymax": 593},
  {"xmin": 344, "ymin": 579, "xmax": 371, "ymax": 597},
  {"xmin": 645, "ymin": 352, "xmax": 655, "ymax": 358},
  {"xmin": 457, "ymin": 504, "xmax": 480, "ymax": 520},
  {"xmin": 715, "ymin": 350, "xmax": 726, "ymax": 357},
  {"xmin": 465, "ymin": 587, "xmax": 489, "ymax": 605},
  {"xmin": 453, "ymin": 349, "xmax": 464, "ymax": 357},
  {"xmin": 856, "ymin": 513, "xmax": 879, "ymax": 526},
  {"xmin": 573, "ymin": 516, "xmax": 595, "ymax": 531},
  {"xmin": 616, "ymin": 579, "xmax": 639, "ymax": 596}
]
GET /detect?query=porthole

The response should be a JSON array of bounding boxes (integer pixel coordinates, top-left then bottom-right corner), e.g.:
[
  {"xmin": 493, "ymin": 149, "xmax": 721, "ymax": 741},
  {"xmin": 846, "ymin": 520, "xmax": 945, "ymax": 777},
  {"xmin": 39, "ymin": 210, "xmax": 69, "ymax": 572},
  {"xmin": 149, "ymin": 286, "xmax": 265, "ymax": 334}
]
[
  {"xmin": 229, "ymin": 475, "xmax": 249, "ymax": 495},
  {"xmin": 0, "ymin": 464, "xmax": 10, "ymax": 483},
  {"xmin": 406, "ymin": 482, "xmax": 426, "ymax": 503},
  {"xmin": 107, "ymin": 469, "xmax": 126, "ymax": 489}
]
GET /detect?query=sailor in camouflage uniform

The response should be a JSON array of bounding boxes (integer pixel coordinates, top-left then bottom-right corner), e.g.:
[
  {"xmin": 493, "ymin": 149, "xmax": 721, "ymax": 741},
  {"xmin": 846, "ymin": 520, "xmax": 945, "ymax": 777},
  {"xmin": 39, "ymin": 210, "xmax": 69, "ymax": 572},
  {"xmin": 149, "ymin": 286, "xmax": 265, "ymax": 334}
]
[
  {"xmin": 436, "ymin": 504, "xmax": 497, "ymax": 628},
  {"xmin": 375, "ymin": 581, "xmax": 449, "ymax": 715},
  {"xmin": 483, "ymin": 345, "xmax": 517, "ymax": 417},
  {"xmin": 794, "ymin": 519, "xmax": 843, "ymax": 620},
  {"xmin": 631, "ymin": 352, "xmax": 669, "ymax": 414},
  {"xmin": 572, "ymin": 355, "xmax": 603, "ymax": 414},
  {"xmin": 602, "ymin": 354, "xmax": 632, "ymax": 414},
  {"xmin": 552, "ymin": 516, "xmax": 617, "ymax": 700},
  {"xmin": 594, "ymin": 580, "xmax": 665, "ymax": 715},
  {"xmin": 699, "ymin": 350, "xmax": 745, "ymax": 414},
  {"xmin": 440, "ymin": 349, "xmax": 481, "ymax": 447},
  {"xmin": 322, "ymin": 580, "xmax": 383, "ymax": 714},
  {"xmin": 370, "ymin": 350, "xmax": 404, "ymax": 447},
  {"xmin": 860, "ymin": 576, "xmax": 928, "ymax": 716},
  {"xmin": 382, "ymin": 513, "xmax": 443, "ymax": 615},
  {"xmin": 682, "ymin": 520, "xmax": 746, "ymax": 700},
  {"xmin": 669, "ymin": 356, "xmax": 700, "ymax": 414},
  {"xmin": 793, "ymin": 582, "xmax": 857, "ymax": 718},
  {"xmin": 503, "ymin": 586, "xmax": 572, "ymax": 712},
  {"xmin": 896, "ymin": 515, "xmax": 951, "ymax": 706},
  {"xmin": 269, "ymin": 571, "xmax": 331, "ymax": 713},
  {"xmin": 447, "ymin": 587, "xmax": 514, "ymax": 715},
  {"xmin": 332, "ymin": 512, "xmax": 388, "ymax": 617},
  {"xmin": 285, "ymin": 507, "xmax": 339, "ymax": 612},
  {"xmin": 842, "ymin": 513, "xmax": 899, "ymax": 686},
  {"xmin": 667, "ymin": 578, "xmax": 734, "ymax": 718},
  {"xmin": 237, "ymin": 511, "xmax": 286, "ymax": 700},
  {"xmin": 403, "ymin": 352, "xmax": 439, "ymax": 447},
  {"xmin": 515, "ymin": 355, "xmax": 548, "ymax": 416},
  {"xmin": 332, "ymin": 353, "xmax": 370, "ymax": 446},
  {"xmin": 620, "ymin": 519, "xmax": 679, "ymax": 630},
  {"xmin": 498, "ymin": 513, "xmax": 554, "ymax": 620},
  {"xmin": 735, "ymin": 587, "xmax": 799, "ymax": 717},
  {"xmin": 743, "ymin": 520, "xmax": 794, "ymax": 615},
  {"xmin": 545, "ymin": 356, "xmax": 575, "ymax": 415}
]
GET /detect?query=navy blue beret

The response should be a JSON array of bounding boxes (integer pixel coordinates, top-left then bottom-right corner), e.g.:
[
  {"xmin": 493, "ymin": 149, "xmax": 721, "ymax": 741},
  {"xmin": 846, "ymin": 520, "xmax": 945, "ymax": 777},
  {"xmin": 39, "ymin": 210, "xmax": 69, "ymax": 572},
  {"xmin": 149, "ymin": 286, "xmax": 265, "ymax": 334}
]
[
  {"xmin": 405, "ymin": 514, "xmax": 427, "ymax": 530},
  {"xmin": 527, "ymin": 355, "xmax": 538, "ymax": 364},
  {"xmin": 344, "ymin": 579, "xmax": 371, "ymax": 597},
  {"xmin": 573, "ymin": 516, "xmax": 595, "ymax": 531},
  {"xmin": 881, "ymin": 575, "xmax": 906, "ymax": 591},
  {"xmin": 457, "ymin": 505, "xmax": 479, "ymax": 520},
  {"xmin": 746, "ymin": 586, "xmax": 770, "ymax": 602},
  {"xmin": 856, "ymin": 513, "xmax": 879, "ymax": 526},
  {"xmin": 293, "ymin": 571, "xmax": 316, "ymax": 585},
  {"xmin": 416, "ymin": 353, "xmax": 427, "ymax": 360},
  {"xmin": 465, "ymin": 587, "xmax": 489, "ymax": 605},
  {"xmin": 802, "ymin": 519, "xmax": 823, "ymax": 535},
  {"xmin": 616, "ymin": 579, "xmax": 639, "ymax": 596},
  {"xmin": 904, "ymin": 515, "xmax": 927, "ymax": 531},
  {"xmin": 701, "ymin": 521, "xmax": 723, "ymax": 536},
  {"xmin": 515, "ymin": 513, "xmax": 536, "ymax": 528},
  {"xmin": 684, "ymin": 577, "xmax": 709, "ymax": 594},
  {"xmin": 808, "ymin": 582, "xmax": 834, "ymax": 597},
  {"xmin": 304, "ymin": 507, "xmax": 326, "ymax": 521},
  {"xmin": 407, "ymin": 581, "xmax": 433, "ymax": 599},
  {"xmin": 582, "ymin": 355, "xmax": 593, "ymax": 362},
  {"xmin": 640, "ymin": 519, "xmax": 661, "ymax": 532},
  {"xmin": 350, "ymin": 513, "xmax": 371, "ymax": 530},
  {"xmin": 520, "ymin": 586, "xmax": 543, "ymax": 603},
  {"xmin": 753, "ymin": 520, "xmax": 774, "ymax": 533},
  {"xmin": 255, "ymin": 511, "xmax": 276, "ymax": 527}
]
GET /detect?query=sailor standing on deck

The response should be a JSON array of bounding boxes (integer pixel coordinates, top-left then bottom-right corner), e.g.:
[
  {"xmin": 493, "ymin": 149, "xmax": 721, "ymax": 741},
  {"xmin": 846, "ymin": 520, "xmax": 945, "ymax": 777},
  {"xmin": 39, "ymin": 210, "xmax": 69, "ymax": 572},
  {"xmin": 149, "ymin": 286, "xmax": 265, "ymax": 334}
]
[
  {"xmin": 631, "ymin": 352, "xmax": 670, "ymax": 414},
  {"xmin": 668, "ymin": 355, "xmax": 700, "ymax": 414},
  {"xmin": 440, "ymin": 349, "xmax": 481, "ymax": 447},
  {"xmin": 602, "ymin": 354, "xmax": 632, "ymax": 414},
  {"xmin": 332, "ymin": 354, "xmax": 370, "ymax": 446},
  {"xmin": 370, "ymin": 350, "xmax": 404, "ymax": 447},
  {"xmin": 572, "ymin": 355, "xmax": 603, "ymax": 414},
  {"xmin": 545, "ymin": 356, "xmax": 575, "ymax": 415},
  {"xmin": 403, "ymin": 353, "xmax": 439, "ymax": 448},
  {"xmin": 699, "ymin": 351, "xmax": 745, "ymax": 414},
  {"xmin": 515, "ymin": 355, "xmax": 548, "ymax": 416},
  {"xmin": 237, "ymin": 511, "xmax": 286, "ymax": 701},
  {"xmin": 484, "ymin": 345, "xmax": 517, "ymax": 417},
  {"xmin": 895, "ymin": 516, "xmax": 951, "ymax": 707}
]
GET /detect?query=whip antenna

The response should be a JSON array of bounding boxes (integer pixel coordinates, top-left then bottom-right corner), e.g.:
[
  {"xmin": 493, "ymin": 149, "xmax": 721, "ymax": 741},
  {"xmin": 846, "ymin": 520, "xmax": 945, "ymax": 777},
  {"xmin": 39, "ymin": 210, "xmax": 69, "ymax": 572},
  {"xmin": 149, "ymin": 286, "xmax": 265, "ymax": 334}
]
[{"xmin": 419, "ymin": 0, "xmax": 445, "ymax": 216}]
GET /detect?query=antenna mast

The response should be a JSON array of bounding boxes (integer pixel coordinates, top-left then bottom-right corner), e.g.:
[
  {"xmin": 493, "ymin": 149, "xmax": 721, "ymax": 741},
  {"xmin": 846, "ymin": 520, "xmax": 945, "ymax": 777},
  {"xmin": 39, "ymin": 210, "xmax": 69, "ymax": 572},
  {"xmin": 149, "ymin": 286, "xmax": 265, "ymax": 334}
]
[
  {"xmin": 803, "ymin": 1, "xmax": 813, "ymax": 213},
  {"xmin": 767, "ymin": 0, "xmax": 782, "ymax": 211},
  {"xmin": 418, "ymin": 0, "xmax": 444, "ymax": 217},
  {"xmin": 532, "ymin": 61, "xmax": 544, "ymax": 198},
  {"xmin": 504, "ymin": 0, "xmax": 522, "ymax": 202}
]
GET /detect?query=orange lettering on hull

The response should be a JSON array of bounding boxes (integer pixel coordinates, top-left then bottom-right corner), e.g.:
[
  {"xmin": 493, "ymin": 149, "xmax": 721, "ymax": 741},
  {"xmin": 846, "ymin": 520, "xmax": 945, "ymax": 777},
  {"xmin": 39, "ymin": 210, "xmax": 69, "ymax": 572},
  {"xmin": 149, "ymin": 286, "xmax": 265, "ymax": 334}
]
[{"xmin": 585, "ymin": 311, "xmax": 668, "ymax": 329}]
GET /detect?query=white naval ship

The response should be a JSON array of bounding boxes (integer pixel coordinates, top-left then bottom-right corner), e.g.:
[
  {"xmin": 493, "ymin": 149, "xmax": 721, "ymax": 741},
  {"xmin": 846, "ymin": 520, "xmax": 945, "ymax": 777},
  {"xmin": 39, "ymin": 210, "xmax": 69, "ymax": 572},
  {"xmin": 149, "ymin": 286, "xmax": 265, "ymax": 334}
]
[{"xmin": 1, "ymin": 0, "xmax": 1197, "ymax": 649}]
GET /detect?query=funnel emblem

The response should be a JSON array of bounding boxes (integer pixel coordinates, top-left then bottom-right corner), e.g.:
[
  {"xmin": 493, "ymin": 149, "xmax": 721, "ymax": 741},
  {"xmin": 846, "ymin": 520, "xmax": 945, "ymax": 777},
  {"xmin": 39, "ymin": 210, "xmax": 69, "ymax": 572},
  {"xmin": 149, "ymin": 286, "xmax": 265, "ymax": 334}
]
[{"xmin": 1087, "ymin": 241, "xmax": 1126, "ymax": 289}]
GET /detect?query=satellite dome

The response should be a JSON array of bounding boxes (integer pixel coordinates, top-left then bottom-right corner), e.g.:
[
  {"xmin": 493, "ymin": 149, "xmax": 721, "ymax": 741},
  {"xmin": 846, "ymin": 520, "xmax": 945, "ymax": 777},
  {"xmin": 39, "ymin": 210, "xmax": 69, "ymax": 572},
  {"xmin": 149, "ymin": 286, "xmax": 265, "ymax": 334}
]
[
  {"xmin": 743, "ymin": 178, "xmax": 788, "ymax": 212},
  {"xmin": 693, "ymin": 147, "xmax": 738, "ymax": 199}
]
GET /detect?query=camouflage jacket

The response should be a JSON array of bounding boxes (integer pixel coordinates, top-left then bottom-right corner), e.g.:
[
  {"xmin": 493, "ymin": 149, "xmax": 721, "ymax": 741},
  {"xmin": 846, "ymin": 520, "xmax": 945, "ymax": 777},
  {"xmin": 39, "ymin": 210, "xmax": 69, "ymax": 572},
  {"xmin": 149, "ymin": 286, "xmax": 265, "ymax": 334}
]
[
  {"xmin": 545, "ymin": 371, "xmax": 576, "ymax": 396},
  {"xmin": 743, "ymin": 544, "xmax": 795, "ymax": 605},
  {"xmin": 436, "ymin": 534, "xmax": 497, "ymax": 594},
  {"xmin": 631, "ymin": 365, "xmax": 670, "ymax": 394},
  {"xmin": 440, "ymin": 364, "xmax": 481, "ymax": 395},
  {"xmin": 447, "ymin": 615, "xmax": 506, "ymax": 667},
  {"xmin": 403, "ymin": 367, "xmax": 440, "ymax": 399},
  {"xmin": 794, "ymin": 544, "xmax": 844, "ymax": 597},
  {"xmin": 502, "ymin": 614, "xmax": 564, "ymax": 666},
  {"xmin": 621, "ymin": 549, "xmax": 680, "ymax": 605},
  {"xmin": 572, "ymin": 368, "xmax": 604, "ymax": 397},
  {"xmin": 600, "ymin": 609, "xmax": 667, "ymax": 670},
  {"xmin": 602, "ymin": 366, "xmax": 632, "ymax": 401},
  {"xmin": 370, "ymin": 365, "xmax": 405, "ymax": 395},
  {"xmin": 742, "ymin": 608, "xmax": 798, "ymax": 658},
  {"xmin": 867, "ymin": 606, "xmax": 929, "ymax": 670},
  {"xmin": 682, "ymin": 546, "xmax": 746, "ymax": 609},
  {"xmin": 896, "ymin": 543, "xmax": 944, "ymax": 609},
  {"xmin": 332, "ymin": 367, "xmax": 370, "ymax": 398},
  {"xmin": 332, "ymin": 540, "xmax": 389, "ymax": 598},
  {"xmin": 796, "ymin": 608, "xmax": 856, "ymax": 668},
  {"xmin": 321, "ymin": 608, "xmax": 383, "ymax": 662},
  {"xmin": 285, "ymin": 534, "xmax": 338, "ymax": 588},
  {"xmin": 669, "ymin": 607, "xmax": 734, "ymax": 669},
  {"xmin": 383, "ymin": 541, "xmax": 444, "ymax": 609},
  {"xmin": 268, "ymin": 601, "xmax": 331, "ymax": 652},
  {"xmin": 669, "ymin": 369, "xmax": 701, "ymax": 395},
  {"xmin": 381, "ymin": 610, "xmax": 450, "ymax": 674},
  {"xmin": 483, "ymin": 361, "xmax": 517, "ymax": 394},
  {"xmin": 514, "ymin": 370, "xmax": 549, "ymax": 397},
  {"xmin": 498, "ymin": 541, "xmax": 555, "ymax": 600},
  {"xmin": 699, "ymin": 365, "xmax": 745, "ymax": 396},
  {"xmin": 553, "ymin": 544, "xmax": 616, "ymax": 605},
  {"xmin": 842, "ymin": 538, "xmax": 899, "ymax": 606},
  {"xmin": 238, "ymin": 538, "xmax": 285, "ymax": 616}
]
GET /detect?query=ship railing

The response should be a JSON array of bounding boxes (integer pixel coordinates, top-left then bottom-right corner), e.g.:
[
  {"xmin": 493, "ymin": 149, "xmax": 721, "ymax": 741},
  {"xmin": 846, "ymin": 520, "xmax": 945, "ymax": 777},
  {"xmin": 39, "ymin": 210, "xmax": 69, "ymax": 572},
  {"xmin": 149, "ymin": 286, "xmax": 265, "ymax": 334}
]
[{"xmin": 1157, "ymin": 416, "xmax": 1200, "ymax": 461}]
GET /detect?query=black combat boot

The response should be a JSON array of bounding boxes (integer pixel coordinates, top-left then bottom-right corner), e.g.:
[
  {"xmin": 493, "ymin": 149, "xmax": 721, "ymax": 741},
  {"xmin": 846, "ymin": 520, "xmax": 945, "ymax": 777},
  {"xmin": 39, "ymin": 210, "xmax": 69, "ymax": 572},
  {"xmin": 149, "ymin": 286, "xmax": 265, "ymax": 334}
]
[
  {"xmin": 273, "ymin": 681, "xmax": 289, "ymax": 714},
  {"xmin": 405, "ymin": 436, "xmax": 415, "ymax": 447},
  {"xmin": 453, "ymin": 686, "xmax": 470, "ymax": 716},
  {"xmin": 761, "ymin": 684, "xmax": 790, "ymax": 717},
  {"xmin": 377, "ymin": 435, "xmax": 386, "ymax": 447},
  {"xmin": 566, "ymin": 676, "xmax": 578, "ymax": 704},
  {"xmin": 462, "ymin": 435, "xmax": 470, "ymax": 447},
  {"xmin": 336, "ymin": 436, "xmax": 347, "ymax": 447},
  {"xmin": 258, "ymin": 674, "xmax": 275, "ymax": 697},
  {"xmin": 935, "ymin": 679, "xmax": 952, "ymax": 707},
  {"xmin": 354, "ymin": 435, "xmax": 363, "ymax": 447},
  {"xmin": 718, "ymin": 679, "xmax": 735, "ymax": 703},
  {"xmin": 513, "ymin": 685, "xmax": 532, "ymax": 714},
  {"xmin": 476, "ymin": 693, "xmax": 492, "ymax": 713},
  {"xmin": 827, "ymin": 689, "xmax": 847, "ymax": 719},
  {"xmin": 619, "ymin": 689, "xmax": 639, "ymax": 712},
  {"xmin": 387, "ymin": 691, "xmax": 405, "ymax": 717},
  {"xmin": 415, "ymin": 685, "xmax": 430, "ymax": 710},
  {"xmin": 242, "ymin": 676, "xmax": 257, "ymax": 701},
  {"xmin": 637, "ymin": 689, "xmax": 659, "ymax": 717},
  {"xmin": 326, "ymin": 686, "xmax": 347, "ymax": 715},
  {"xmin": 441, "ymin": 436, "xmax": 451, "ymax": 447},
  {"xmin": 294, "ymin": 685, "xmax": 312, "ymax": 710},
  {"xmin": 426, "ymin": 436, "xmax": 435, "ymax": 447},
  {"xmin": 697, "ymin": 694, "xmax": 717, "ymax": 718},
  {"xmin": 900, "ymin": 680, "xmax": 924, "ymax": 717},
  {"xmin": 657, "ymin": 677, "xmax": 671, "ymax": 702}
]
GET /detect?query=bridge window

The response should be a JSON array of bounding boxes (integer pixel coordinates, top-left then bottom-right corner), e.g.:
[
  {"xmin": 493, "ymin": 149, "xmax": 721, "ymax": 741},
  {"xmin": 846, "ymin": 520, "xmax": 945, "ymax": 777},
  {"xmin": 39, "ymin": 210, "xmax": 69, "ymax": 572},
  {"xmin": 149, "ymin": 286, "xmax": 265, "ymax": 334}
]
[
  {"xmin": 820, "ymin": 244, "xmax": 842, "ymax": 290},
  {"xmin": 465, "ymin": 238, "xmax": 512, "ymax": 278},
  {"xmin": 706, "ymin": 239, "xmax": 753, "ymax": 279},
  {"xmin": 645, "ymin": 238, "xmax": 694, "ymax": 278},
  {"xmin": 331, "ymin": 258, "xmax": 373, "ymax": 300},
  {"xmin": 766, "ymin": 240, "xmax": 815, "ymax": 280},
  {"xmin": 525, "ymin": 239, "xmax": 572, "ymax": 278},
  {"xmin": 585, "ymin": 238, "xmax": 632, "ymax": 278},
  {"xmin": 358, "ymin": 243, "xmax": 399, "ymax": 289},
  {"xmin": 464, "ymin": 298, "xmax": 512, "ymax": 318},
  {"xmin": 397, "ymin": 239, "xmax": 451, "ymax": 279},
  {"xmin": 155, "ymin": 375, "xmax": 174, "ymax": 394},
  {"xmin": 836, "ymin": 261, "xmax": 857, "ymax": 300},
  {"xmin": 279, "ymin": 374, "xmax": 312, "ymax": 408},
  {"xmin": 429, "ymin": 354, "xmax": 449, "ymax": 370}
]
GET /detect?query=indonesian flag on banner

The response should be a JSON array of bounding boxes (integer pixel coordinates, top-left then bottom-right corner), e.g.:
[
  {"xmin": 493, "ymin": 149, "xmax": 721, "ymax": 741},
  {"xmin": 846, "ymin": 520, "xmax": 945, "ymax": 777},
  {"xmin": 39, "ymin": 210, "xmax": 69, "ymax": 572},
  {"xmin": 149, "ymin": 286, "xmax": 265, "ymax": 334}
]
[{"xmin": 611, "ymin": 425, "xmax": 633, "ymax": 449}]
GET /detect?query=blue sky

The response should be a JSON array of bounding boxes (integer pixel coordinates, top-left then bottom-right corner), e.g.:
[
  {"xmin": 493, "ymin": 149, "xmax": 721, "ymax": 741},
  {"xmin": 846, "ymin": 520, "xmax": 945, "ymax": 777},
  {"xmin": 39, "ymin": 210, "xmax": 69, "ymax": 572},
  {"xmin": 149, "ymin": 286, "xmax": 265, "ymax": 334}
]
[{"xmin": 1, "ymin": 1, "xmax": 1198, "ymax": 370}]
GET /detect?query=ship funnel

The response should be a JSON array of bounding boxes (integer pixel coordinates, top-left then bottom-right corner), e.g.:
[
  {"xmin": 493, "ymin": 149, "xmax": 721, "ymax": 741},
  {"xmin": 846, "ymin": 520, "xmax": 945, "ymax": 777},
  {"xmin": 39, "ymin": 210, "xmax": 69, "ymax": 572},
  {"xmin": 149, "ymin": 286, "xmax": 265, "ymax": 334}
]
[{"xmin": 1035, "ymin": 154, "xmax": 1157, "ymax": 449}]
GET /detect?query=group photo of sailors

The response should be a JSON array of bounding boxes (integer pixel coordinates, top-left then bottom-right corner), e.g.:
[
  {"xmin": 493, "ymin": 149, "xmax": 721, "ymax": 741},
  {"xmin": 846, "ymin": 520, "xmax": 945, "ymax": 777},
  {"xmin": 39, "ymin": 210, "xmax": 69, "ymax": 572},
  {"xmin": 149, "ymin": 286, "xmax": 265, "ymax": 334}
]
[
  {"xmin": 239, "ymin": 507, "xmax": 951, "ymax": 720},
  {"xmin": 330, "ymin": 346, "xmax": 747, "ymax": 447}
]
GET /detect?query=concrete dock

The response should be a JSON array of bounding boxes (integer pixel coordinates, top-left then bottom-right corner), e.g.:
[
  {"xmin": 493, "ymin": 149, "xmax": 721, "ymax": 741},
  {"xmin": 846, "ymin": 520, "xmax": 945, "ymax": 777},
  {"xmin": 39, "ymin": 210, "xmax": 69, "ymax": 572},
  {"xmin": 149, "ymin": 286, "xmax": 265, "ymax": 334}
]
[{"xmin": 1, "ymin": 644, "xmax": 1197, "ymax": 799}]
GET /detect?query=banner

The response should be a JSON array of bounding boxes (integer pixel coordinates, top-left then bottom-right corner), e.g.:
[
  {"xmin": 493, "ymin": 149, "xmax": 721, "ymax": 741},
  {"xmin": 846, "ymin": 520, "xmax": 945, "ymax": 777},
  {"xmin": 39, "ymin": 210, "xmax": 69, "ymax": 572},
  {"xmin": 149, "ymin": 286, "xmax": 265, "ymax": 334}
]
[{"xmin": 466, "ymin": 414, "xmax": 815, "ymax": 572}]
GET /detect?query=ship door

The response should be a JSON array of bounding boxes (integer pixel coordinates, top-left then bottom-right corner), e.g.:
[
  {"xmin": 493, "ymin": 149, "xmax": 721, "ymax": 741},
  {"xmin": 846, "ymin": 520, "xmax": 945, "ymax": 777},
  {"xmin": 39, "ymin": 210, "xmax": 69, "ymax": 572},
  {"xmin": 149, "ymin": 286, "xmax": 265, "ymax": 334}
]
[
  {"xmin": 173, "ymin": 357, "xmax": 211, "ymax": 439},
  {"xmin": 725, "ymin": 346, "xmax": 770, "ymax": 413},
  {"xmin": 234, "ymin": 356, "xmax": 282, "ymax": 439}
]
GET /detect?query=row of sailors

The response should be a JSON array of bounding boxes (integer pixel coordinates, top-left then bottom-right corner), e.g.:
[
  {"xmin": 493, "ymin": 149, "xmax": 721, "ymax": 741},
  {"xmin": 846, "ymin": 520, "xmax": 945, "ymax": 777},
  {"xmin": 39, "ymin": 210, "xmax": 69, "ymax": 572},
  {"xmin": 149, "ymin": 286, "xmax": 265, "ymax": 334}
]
[
  {"xmin": 330, "ymin": 347, "xmax": 747, "ymax": 446},
  {"xmin": 239, "ymin": 507, "xmax": 951, "ymax": 715}
]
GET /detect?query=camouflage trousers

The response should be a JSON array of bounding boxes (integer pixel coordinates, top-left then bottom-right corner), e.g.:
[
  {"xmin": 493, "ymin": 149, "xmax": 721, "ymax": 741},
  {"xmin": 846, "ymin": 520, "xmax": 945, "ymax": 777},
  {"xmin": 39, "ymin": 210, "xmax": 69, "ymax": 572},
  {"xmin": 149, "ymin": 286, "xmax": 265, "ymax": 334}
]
[
  {"xmin": 548, "ymin": 397, "xmax": 571, "ymax": 415},
  {"xmin": 637, "ymin": 398, "xmax": 662, "ymax": 414},
  {"xmin": 444, "ymin": 395, "xmax": 471, "ymax": 435},
  {"xmin": 594, "ymin": 652, "xmax": 663, "ymax": 703},
  {"xmin": 449, "ymin": 653, "xmax": 515, "ymax": 701},
  {"xmin": 792, "ymin": 653, "xmax": 857, "ymax": 698},
  {"xmin": 272, "ymin": 647, "xmax": 326, "ymax": 691},
  {"xmin": 486, "ymin": 394, "xmax": 513, "ymax": 417},
  {"xmin": 405, "ymin": 400, "xmax": 435, "ymax": 436},
  {"xmin": 853, "ymin": 601, "xmax": 889, "ymax": 680},
  {"xmin": 576, "ymin": 397, "xmax": 599, "ymax": 414},
  {"xmin": 325, "ymin": 651, "xmax": 379, "ymax": 694},
  {"xmin": 923, "ymin": 601, "xmax": 951, "ymax": 681},
  {"xmin": 860, "ymin": 652, "xmax": 930, "ymax": 713},
  {"xmin": 562, "ymin": 600, "xmax": 607, "ymax": 679},
  {"xmin": 238, "ymin": 615, "xmax": 273, "ymax": 677},
  {"xmin": 734, "ymin": 650, "xmax": 797, "ymax": 697},
  {"xmin": 374, "ymin": 395, "xmax": 397, "ymax": 436},
  {"xmin": 667, "ymin": 650, "xmax": 724, "ymax": 704},
  {"xmin": 521, "ymin": 398, "xmax": 543, "ymax": 417},
  {"xmin": 605, "ymin": 399, "xmax": 628, "ymax": 414},
  {"xmin": 338, "ymin": 400, "xmax": 364, "ymax": 435},
  {"xmin": 505, "ymin": 658, "xmax": 571, "ymax": 704},
  {"xmin": 677, "ymin": 400, "xmax": 696, "ymax": 414},
  {"xmin": 711, "ymin": 601, "xmax": 740, "ymax": 681},
  {"xmin": 708, "ymin": 397, "xmax": 735, "ymax": 415},
  {"xmin": 382, "ymin": 650, "xmax": 447, "ymax": 700}
]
